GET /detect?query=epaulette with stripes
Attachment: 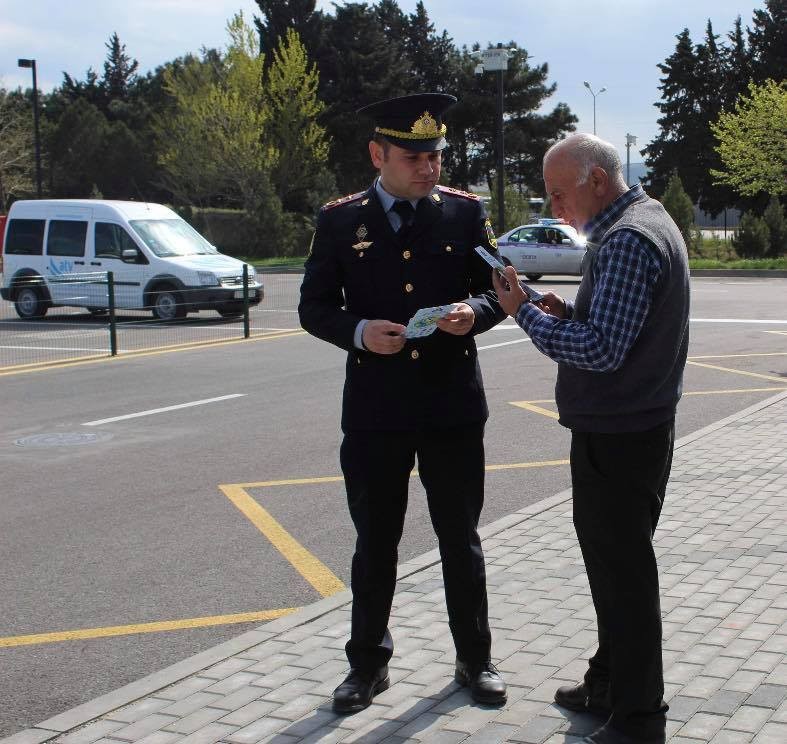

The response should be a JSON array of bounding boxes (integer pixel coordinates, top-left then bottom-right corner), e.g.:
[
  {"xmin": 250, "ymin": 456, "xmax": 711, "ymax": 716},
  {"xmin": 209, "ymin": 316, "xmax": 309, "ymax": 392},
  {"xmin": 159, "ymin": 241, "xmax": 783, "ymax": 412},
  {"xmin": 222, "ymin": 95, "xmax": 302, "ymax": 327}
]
[
  {"xmin": 436, "ymin": 185, "xmax": 480, "ymax": 201},
  {"xmin": 322, "ymin": 191, "xmax": 366, "ymax": 211}
]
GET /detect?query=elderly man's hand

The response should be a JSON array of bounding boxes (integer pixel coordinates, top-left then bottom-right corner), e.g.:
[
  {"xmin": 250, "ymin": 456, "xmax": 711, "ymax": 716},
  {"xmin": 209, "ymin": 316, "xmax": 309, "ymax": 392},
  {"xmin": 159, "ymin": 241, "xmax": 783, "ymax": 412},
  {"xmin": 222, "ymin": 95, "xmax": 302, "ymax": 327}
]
[
  {"xmin": 492, "ymin": 266, "xmax": 528, "ymax": 317},
  {"xmin": 436, "ymin": 302, "xmax": 475, "ymax": 335},
  {"xmin": 534, "ymin": 291, "xmax": 568, "ymax": 319}
]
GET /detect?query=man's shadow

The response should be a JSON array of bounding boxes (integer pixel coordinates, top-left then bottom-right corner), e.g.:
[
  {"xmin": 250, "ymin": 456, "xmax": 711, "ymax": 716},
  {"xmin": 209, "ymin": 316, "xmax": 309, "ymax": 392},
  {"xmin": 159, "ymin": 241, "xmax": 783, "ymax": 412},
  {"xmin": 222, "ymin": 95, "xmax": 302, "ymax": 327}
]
[{"xmin": 263, "ymin": 679, "xmax": 601, "ymax": 742}]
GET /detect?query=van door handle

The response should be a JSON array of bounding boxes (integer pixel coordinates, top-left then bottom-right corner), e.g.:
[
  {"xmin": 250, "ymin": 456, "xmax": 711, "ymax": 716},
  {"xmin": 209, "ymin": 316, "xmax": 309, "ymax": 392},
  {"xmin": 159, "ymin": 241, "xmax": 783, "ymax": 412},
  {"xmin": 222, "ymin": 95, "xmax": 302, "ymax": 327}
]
[
  {"xmin": 74, "ymin": 260, "xmax": 85, "ymax": 265},
  {"xmin": 90, "ymin": 261, "xmax": 102, "ymax": 266}
]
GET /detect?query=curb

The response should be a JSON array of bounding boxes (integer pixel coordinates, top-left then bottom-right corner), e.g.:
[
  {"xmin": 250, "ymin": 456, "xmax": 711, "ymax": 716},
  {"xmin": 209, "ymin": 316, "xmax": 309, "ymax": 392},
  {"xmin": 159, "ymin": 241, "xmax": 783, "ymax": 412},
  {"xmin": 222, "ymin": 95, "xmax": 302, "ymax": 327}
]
[{"xmin": 5, "ymin": 389, "xmax": 787, "ymax": 744}]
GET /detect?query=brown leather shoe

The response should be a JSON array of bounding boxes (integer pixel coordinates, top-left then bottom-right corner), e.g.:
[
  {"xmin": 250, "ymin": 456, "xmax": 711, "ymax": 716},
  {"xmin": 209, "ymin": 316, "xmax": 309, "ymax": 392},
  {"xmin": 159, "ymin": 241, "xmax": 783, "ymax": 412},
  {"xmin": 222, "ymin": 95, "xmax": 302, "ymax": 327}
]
[
  {"xmin": 455, "ymin": 659, "xmax": 507, "ymax": 705},
  {"xmin": 554, "ymin": 681, "xmax": 611, "ymax": 716},
  {"xmin": 332, "ymin": 665, "xmax": 390, "ymax": 714}
]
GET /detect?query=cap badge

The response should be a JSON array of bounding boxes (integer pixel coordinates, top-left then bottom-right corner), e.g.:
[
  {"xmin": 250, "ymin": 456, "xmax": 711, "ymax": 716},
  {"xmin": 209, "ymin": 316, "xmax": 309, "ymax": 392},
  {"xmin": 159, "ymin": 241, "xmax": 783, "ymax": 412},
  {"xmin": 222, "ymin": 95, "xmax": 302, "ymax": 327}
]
[
  {"xmin": 356, "ymin": 225, "xmax": 368, "ymax": 241},
  {"xmin": 412, "ymin": 111, "xmax": 439, "ymax": 138}
]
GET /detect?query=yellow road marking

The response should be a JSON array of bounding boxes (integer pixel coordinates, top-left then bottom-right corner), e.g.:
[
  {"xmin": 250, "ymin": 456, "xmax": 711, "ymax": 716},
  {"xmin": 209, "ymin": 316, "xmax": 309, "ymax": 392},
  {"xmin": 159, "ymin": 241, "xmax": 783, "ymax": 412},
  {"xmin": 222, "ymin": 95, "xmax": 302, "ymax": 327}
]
[
  {"xmin": 0, "ymin": 608, "xmax": 296, "ymax": 648},
  {"xmin": 510, "ymin": 386, "xmax": 787, "ymax": 419},
  {"xmin": 765, "ymin": 331, "xmax": 787, "ymax": 336},
  {"xmin": 0, "ymin": 330, "xmax": 306, "ymax": 377},
  {"xmin": 510, "ymin": 401, "xmax": 560, "ymax": 419},
  {"xmin": 219, "ymin": 485, "xmax": 345, "ymax": 598},
  {"xmin": 686, "ymin": 360, "xmax": 786, "ymax": 383}
]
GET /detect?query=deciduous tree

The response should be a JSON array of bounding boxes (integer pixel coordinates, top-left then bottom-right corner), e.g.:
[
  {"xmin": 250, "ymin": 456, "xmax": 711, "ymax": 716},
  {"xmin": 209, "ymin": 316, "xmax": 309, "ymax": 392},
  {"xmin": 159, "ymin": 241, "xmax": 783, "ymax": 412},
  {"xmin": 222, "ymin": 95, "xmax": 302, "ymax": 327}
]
[
  {"xmin": 710, "ymin": 79, "xmax": 787, "ymax": 198},
  {"xmin": 0, "ymin": 86, "xmax": 34, "ymax": 208}
]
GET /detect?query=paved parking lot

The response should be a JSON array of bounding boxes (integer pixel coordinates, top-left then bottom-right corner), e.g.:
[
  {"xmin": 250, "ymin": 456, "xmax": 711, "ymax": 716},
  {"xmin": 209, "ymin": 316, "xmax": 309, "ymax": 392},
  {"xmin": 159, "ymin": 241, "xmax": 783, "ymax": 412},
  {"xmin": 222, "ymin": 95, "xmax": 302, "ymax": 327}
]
[{"xmin": 0, "ymin": 275, "xmax": 785, "ymax": 737}]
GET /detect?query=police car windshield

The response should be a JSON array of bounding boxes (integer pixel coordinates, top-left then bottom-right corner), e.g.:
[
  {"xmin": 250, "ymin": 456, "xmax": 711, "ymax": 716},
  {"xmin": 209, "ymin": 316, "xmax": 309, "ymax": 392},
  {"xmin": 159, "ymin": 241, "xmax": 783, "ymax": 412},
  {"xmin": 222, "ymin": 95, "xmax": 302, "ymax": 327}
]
[{"xmin": 129, "ymin": 219, "xmax": 219, "ymax": 258}]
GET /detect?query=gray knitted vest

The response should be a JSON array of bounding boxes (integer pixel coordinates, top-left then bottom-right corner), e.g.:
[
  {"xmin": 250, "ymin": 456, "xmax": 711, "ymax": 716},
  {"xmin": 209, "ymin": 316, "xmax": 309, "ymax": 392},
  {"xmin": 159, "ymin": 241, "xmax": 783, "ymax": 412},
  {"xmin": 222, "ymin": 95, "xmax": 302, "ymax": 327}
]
[{"xmin": 555, "ymin": 193, "xmax": 690, "ymax": 432}]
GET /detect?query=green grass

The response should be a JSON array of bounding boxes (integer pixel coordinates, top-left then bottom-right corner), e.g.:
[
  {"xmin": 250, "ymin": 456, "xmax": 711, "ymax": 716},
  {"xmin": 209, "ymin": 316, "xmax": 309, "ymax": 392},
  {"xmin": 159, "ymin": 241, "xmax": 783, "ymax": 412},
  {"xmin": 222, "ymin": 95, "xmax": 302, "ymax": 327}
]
[
  {"xmin": 242, "ymin": 253, "xmax": 786, "ymax": 271},
  {"xmin": 247, "ymin": 256, "xmax": 307, "ymax": 269},
  {"xmin": 689, "ymin": 257, "xmax": 787, "ymax": 270}
]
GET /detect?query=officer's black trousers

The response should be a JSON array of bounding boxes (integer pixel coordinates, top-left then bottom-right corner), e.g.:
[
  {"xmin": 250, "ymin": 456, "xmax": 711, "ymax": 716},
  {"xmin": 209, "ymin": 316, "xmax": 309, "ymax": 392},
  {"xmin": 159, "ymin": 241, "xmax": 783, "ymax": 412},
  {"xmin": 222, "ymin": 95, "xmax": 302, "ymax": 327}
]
[
  {"xmin": 340, "ymin": 425, "xmax": 491, "ymax": 671},
  {"xmin": 570, "ymin": 419, "xmax": 674, "ymax": 738}
]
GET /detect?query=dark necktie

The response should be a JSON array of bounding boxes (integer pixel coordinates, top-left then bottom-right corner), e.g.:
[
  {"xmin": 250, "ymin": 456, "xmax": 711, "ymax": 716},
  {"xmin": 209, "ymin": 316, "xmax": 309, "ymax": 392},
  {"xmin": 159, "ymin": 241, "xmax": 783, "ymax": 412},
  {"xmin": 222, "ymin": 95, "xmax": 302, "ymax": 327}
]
[{"xmin": 392, "ymin": 200, "xmax": 415, "ymax": 233}]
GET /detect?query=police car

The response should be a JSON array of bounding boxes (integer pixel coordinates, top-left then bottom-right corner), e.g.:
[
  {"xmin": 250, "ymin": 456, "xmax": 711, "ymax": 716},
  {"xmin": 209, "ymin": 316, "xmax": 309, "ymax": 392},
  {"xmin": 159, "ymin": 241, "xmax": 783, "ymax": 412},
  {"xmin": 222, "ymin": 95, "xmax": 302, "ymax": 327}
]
[{"xmin": 496, "ymin": 218, "xmax": 587, "ymax": 280}]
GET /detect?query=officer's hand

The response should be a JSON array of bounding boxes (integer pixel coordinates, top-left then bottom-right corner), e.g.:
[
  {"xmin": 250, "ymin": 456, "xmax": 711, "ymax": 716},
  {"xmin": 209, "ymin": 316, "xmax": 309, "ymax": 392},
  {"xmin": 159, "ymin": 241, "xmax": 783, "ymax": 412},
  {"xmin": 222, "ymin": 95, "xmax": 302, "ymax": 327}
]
[
  {"xmin": 363, "ymin": 319, "xmax": 406, "ymax": 354},
  {"xmin": 436, "ymin": 302, "xmax": 475, "ymax": 336},
  {"xmin": 492, "ymin": 266, "xmax": 527, "ymax": 317},
  {"xmin": 536, "ymin": 292, "xmax": 568, "ymax": 319}
]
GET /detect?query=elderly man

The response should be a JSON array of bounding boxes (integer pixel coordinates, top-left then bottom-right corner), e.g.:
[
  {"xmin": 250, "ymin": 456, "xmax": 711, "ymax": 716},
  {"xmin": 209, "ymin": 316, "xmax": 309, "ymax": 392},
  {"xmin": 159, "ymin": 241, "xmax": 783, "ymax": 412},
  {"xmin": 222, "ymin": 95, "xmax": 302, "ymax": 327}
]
[{"xmin": 493, "ymin": 133, "xmax": 690, "ymax": 744}]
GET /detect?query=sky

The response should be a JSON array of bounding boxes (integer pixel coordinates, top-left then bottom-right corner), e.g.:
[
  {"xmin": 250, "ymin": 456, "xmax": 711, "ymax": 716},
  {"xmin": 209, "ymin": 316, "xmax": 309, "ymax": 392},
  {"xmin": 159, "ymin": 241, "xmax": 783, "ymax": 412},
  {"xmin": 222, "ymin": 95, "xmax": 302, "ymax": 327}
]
[{"xmin": 0, "ymin": 0, "xmax": 765, "ymax": 165}]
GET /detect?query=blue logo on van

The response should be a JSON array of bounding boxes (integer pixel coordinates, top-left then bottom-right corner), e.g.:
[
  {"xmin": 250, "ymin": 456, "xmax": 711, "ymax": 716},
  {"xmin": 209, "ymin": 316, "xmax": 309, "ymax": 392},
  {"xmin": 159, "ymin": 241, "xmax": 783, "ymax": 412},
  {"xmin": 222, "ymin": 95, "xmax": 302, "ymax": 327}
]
[{"xmin": 49, "ymin": 258, "xmax": 74, "ymax": 275}]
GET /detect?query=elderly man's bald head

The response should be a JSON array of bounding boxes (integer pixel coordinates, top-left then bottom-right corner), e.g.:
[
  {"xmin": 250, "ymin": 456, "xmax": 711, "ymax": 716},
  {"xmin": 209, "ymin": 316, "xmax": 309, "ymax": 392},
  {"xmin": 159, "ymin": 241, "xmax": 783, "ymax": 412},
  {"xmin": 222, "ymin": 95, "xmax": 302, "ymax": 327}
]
[
  {"xmin": 544, "ymin": 133, "xmax": 625, "ymax": 186},
  {"xmin": 542, "ymin": 133, "xmax": 629, "ymax": 229}
]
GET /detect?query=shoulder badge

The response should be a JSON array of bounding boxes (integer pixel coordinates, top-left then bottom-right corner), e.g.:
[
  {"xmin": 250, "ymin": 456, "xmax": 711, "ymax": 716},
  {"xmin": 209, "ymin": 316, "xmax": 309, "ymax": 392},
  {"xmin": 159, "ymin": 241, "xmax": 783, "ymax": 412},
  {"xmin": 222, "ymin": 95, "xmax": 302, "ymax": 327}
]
[
  {"xmin": 437, "ymin": 185, "xmax": 480, "ymax": 201},
  {"xmin": 484, "ymin": 218, "xmax": 497, "ymax": 249},
  {"xmin": 322, "ymin": 191, "xmax": 366, "ymax": 211}
]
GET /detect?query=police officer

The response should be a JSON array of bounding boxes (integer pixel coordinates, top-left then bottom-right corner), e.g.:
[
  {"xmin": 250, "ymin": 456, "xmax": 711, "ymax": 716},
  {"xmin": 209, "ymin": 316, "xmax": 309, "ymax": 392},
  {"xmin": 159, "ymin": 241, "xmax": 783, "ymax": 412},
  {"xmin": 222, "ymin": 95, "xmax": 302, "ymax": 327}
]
[{"xmin": 298, "ymin": 93, "xmax": 508, "ymax": 714}]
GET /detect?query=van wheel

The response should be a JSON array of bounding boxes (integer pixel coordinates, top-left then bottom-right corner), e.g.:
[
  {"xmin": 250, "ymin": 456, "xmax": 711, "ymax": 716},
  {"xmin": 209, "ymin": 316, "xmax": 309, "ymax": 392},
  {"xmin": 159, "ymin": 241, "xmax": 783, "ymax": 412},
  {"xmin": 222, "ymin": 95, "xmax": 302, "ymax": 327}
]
[
  {"xmin": 152, "ymin": 288, "xmax": 187, "ymax": 321},
  {"xmin": 88, "ymin": 307, "xmax": 108, "ymax": 316},
  {"xmin": 525, "ymin": 273, "xmax": 543, "ymax": 281},
  {"xmin": 14, "ymin": 286, "xmax": 49, "ymax": 320}
]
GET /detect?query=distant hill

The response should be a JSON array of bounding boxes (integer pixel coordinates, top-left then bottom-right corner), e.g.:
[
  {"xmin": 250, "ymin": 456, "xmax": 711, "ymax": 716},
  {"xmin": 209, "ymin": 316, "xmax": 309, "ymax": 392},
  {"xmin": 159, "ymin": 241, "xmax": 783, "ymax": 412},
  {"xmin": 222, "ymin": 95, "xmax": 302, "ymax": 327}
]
[{"xmin": 625, "ymin": 162, "xmax": 649, "ymax": 186}]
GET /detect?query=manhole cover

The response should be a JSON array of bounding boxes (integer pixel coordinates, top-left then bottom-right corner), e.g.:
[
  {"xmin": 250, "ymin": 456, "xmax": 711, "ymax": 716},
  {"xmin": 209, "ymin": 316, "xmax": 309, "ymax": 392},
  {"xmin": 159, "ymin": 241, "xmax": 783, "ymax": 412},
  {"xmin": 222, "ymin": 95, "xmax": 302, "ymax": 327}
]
[{"xmin": 14, "ymin": 432, "xmax": 114, "ymax": 448}]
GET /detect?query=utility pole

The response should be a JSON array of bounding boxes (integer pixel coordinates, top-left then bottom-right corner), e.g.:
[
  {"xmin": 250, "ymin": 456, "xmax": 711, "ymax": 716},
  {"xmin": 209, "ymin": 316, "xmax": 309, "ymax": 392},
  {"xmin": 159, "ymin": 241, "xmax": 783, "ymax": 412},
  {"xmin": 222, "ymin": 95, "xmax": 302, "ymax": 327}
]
[
  {"xmin": 625, "ymin": 133, "xmax": 637, "ymax": 186},
  {"xmin": 18, "ymin": 58, "xmax": 42, "ymax": 197},
  {"xmin": 477, "ymin": 45, "xmax": 511, "ymax": 234}
]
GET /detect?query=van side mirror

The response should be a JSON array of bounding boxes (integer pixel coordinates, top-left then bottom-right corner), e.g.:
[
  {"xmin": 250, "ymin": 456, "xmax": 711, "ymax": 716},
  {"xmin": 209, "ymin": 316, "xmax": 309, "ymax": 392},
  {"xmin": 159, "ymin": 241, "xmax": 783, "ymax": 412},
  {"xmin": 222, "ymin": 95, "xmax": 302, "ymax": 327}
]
[
  {"xmin": 122, "ymin": 248, "xmax": 140, "ymax": 263},
  {"xmin": 561, "ymin": 238, "xmax": 572, "ymax": 245}
]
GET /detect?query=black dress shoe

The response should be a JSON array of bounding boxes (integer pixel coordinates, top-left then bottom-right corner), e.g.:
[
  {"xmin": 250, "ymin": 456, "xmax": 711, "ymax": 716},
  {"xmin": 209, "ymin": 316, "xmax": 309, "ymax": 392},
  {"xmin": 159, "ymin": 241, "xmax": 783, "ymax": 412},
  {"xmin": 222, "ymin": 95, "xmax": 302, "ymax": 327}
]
[
  {"xmin": 332, "ymin": 665, "xmax": 390, "ymax": 714},
  {"xmin": 583, "ymin": 722, "xmax": 665, "ymax": 744},
  {"xmin": 455, "ymin": 659, "xmax": 507, "ymax": 705},
  {"xmin": 554, "ymin": 681, "xmax": 611, "ymax": 716}
]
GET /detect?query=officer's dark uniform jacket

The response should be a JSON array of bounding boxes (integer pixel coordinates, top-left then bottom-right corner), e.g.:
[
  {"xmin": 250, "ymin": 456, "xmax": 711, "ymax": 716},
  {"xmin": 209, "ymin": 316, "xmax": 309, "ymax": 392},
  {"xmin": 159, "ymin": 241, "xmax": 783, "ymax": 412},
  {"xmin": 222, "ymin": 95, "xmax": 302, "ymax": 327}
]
[{"xmin": 299, "ymin": 183, "xmax": 506, "ymax": 432}]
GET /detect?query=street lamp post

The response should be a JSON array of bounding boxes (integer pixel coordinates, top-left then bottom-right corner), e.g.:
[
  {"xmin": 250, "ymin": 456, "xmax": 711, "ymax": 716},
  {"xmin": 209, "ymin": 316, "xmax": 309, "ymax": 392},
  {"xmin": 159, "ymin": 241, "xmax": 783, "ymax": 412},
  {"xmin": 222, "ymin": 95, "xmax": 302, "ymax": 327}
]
[
  {"xmin": 625, "ymin": 133, "xmax": 638, "ymax": 186},
  {"xmin": 477, "ymin": 45, "xmax": 511, "ymax": 234},
  {"xmin": 583, "ymin": 81, "xmax": 606, "ymax": 136},
  {"xmin": 18, "ymin": 58, "xmax": 42, "ymax": 198}
]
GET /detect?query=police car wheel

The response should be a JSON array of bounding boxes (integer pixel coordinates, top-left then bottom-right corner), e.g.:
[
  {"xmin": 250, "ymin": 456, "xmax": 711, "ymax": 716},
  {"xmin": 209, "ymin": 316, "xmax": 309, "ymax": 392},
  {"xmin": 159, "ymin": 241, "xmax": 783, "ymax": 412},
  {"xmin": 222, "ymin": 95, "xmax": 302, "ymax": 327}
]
[
  {"xmin": 14, "ymin": 286, "xmax": 49, "ymax": 320},
  {"xmin": 525, "ymin": 273, "xmax": 543, "ymax": 281},
  {"xmin": 152, "ymin": 288, "xmax": 187, "ymax": 321}
]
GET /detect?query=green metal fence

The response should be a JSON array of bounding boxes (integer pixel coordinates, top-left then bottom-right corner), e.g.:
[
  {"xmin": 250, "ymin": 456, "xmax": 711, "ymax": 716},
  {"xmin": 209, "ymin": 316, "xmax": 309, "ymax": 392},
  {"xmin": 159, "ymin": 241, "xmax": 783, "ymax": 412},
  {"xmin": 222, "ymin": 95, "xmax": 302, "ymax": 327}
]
[{"xmin": 0, "ymin": 268, "xmax": 304, "ymax": 371}]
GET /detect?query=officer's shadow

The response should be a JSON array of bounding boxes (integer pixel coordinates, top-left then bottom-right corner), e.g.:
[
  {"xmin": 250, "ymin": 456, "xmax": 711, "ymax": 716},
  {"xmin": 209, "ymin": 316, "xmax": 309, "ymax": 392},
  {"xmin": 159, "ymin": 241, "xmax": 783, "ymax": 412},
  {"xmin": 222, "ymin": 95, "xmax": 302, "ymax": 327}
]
[{"xmin": 264, "ymin": 680, "xmax": 510, "ymax": 742}]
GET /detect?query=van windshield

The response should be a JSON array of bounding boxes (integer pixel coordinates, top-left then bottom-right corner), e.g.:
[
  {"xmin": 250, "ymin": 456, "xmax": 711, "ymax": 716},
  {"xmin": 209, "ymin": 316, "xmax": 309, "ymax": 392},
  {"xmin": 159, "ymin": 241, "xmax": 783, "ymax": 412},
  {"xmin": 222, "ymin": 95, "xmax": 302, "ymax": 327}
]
[{"xmin": 129, "ymin": 219, "xmax": 219, "ymax": 258}]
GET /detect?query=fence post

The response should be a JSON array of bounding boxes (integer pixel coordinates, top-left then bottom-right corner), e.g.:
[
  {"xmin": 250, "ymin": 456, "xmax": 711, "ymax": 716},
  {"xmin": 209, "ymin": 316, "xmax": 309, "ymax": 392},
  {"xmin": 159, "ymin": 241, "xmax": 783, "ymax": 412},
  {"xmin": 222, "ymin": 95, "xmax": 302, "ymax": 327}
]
[
  {"xmin": 242, "ymin": 264, "xmax": 250, "ymax": 339},
  {"xmin": 107, "ymin": 271, "xmax": 117, "ymax": 356}
]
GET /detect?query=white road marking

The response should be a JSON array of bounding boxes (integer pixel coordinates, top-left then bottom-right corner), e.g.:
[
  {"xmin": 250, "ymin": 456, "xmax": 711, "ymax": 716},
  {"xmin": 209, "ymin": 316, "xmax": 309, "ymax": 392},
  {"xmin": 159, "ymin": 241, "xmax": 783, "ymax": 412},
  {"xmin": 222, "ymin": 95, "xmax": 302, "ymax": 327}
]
[
  {"xmin": 478, "ymin": 338, "xmax": 531, "ymax": 351},
  {"xmin": 0, "ymin": 345, "xmax": 108, "ymax": 352},
  {"xmin": 691, "ymin": 318, "xmax": 787, "ymax": 324},
  {"xmin": 82, "ymin": 394, "xmax": 247, "ymax": 426}
]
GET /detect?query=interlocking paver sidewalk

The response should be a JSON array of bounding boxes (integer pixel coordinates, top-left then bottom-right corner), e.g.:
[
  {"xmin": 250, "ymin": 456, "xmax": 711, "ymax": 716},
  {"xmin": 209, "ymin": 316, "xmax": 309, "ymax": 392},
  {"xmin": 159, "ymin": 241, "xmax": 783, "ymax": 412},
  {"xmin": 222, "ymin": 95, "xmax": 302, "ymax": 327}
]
[{"xmin": 6, "ymin": 392, "xmax": 786, "ymax": 744}]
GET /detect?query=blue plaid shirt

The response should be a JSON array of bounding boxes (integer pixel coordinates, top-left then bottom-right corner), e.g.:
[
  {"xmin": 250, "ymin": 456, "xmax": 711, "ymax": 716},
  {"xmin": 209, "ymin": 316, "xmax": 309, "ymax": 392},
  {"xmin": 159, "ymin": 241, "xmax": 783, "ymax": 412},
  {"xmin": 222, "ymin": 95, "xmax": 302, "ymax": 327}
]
[{"xmin": 515, "ymin": 185, "xmax": 663, "ymax": 372}]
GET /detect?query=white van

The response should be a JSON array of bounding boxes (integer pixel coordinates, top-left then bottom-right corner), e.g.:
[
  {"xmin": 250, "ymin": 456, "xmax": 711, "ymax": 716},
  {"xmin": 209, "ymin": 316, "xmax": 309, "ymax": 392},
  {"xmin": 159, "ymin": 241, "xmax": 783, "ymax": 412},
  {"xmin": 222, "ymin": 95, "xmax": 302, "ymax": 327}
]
[{"xmin": 0, "ymin": 199, "xmax": 263, "ymax": 321}]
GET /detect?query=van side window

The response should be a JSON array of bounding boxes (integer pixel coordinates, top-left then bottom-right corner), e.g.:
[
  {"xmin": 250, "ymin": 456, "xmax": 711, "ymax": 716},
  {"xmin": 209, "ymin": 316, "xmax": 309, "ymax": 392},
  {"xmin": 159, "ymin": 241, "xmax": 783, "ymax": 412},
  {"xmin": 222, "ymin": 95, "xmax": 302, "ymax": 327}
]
[
  {"xmin": 5, "ymin": 219, "xmax": 45, "ymax": 255},
  {"xmin": 47, "ymin": 220, "xmax": 87, "ymax": 257},
  {"xmin": 95, "ymin": 223, "xmax": 138, "ymax": 259}
]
